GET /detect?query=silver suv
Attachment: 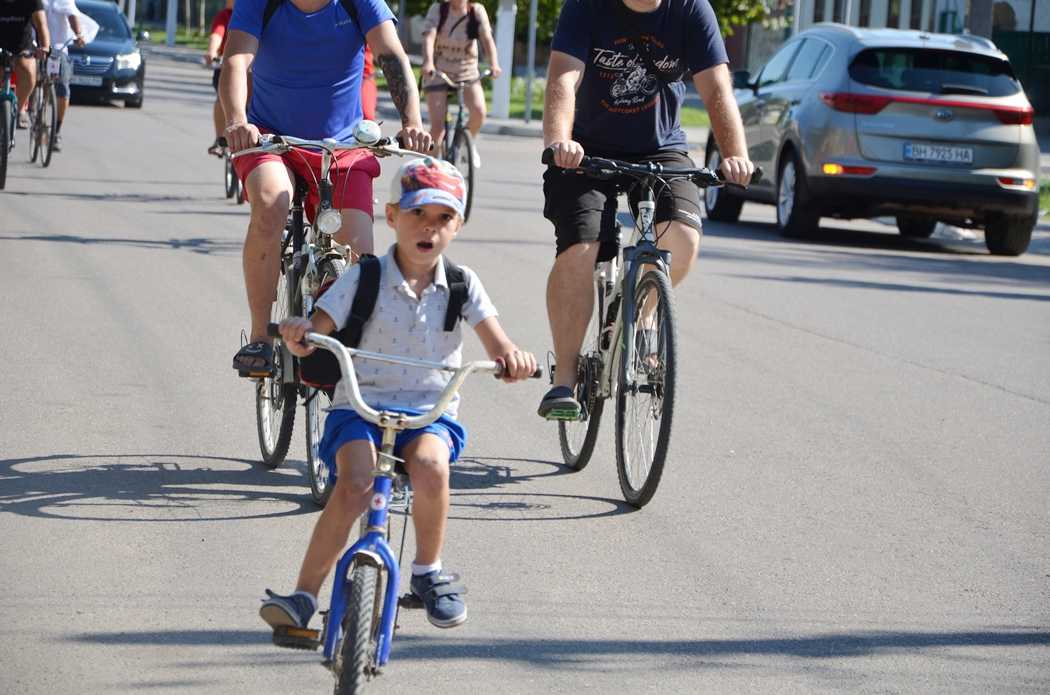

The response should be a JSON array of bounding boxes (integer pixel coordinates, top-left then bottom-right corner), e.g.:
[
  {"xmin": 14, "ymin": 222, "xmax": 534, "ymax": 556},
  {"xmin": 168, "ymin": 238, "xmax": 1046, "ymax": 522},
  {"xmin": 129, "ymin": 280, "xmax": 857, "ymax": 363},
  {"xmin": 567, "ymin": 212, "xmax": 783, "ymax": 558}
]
[{"xmin": 704, "ymin": 24, "xmax": 1041, "ymax": 256}]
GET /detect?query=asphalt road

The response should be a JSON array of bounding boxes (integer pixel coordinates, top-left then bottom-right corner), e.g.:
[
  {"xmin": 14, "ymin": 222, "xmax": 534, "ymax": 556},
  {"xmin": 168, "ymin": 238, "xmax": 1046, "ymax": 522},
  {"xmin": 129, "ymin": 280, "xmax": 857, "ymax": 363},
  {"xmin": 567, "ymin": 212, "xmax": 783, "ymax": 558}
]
[{"xmin": 2, "ymin": 53, "xmax": 1049, "ymax": 695}]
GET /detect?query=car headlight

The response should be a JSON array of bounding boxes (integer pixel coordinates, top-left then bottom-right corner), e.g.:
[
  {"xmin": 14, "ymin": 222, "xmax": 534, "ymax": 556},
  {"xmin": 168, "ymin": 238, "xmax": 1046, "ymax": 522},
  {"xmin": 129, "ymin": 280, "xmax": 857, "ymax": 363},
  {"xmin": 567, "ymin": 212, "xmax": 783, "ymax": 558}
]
[{"xmin": 115, "ymin": 52, "xmax": 141, "ymax": 71}]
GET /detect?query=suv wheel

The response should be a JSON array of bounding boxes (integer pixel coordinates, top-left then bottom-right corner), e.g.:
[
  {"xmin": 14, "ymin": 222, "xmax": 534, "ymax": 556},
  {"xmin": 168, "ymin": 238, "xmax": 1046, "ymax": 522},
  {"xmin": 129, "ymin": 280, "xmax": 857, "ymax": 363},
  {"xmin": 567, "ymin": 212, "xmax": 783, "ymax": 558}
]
[
  {"xmin": 702, "ymin": 145, "xmax": 744, "ymax": 222},
  {"xmin": 776, "ymin": 152, "xmax": 818, "ymax": 237},
  {"xmin": 896, "ymin": 215, "xmax": 937, "ymax": 238},
  {"xmin": 984, "ymin": 214, "xmax": 1034, "ymax": 256}
]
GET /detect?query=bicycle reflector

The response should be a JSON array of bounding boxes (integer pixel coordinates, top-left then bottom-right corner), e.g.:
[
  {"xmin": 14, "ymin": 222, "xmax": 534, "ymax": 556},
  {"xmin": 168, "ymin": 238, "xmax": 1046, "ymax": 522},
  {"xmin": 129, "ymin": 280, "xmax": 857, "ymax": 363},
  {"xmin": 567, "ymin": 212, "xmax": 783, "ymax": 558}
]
[{"xmin": 317, "ymin": 208, "xmax": 343, "ymax": 236}]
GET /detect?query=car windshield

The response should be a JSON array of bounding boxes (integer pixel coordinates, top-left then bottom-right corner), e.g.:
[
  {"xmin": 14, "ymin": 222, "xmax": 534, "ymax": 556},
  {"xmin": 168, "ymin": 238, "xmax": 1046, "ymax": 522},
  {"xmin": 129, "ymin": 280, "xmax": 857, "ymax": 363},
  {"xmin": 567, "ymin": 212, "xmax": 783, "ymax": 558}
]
[
  {"xmin": 849, "ymin": 48, "xmax": 1020, "ymax": 97},
  {"xmin": 78, "ymin": 5, "xmax": 132, "ymax": 41}
]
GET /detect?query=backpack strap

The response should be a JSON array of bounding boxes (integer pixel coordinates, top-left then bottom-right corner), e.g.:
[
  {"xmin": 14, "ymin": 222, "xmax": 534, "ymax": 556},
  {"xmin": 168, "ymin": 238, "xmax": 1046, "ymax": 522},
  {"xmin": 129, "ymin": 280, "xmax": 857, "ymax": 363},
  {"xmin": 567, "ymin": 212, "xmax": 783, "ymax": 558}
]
[
  {"xmin": 339, "ymin": 253, "xmax": 381, "ymax": 348},
  {"xmin": 263, "ymin": 0, "xmax": 360, "ymax": 35},
  {"xmin": 443, "ymin": 257, "xmax": 468, "ymax": 332},
  {"xmin": 437, "ymin": 1, "xmax": 477, "ymax": 40}
]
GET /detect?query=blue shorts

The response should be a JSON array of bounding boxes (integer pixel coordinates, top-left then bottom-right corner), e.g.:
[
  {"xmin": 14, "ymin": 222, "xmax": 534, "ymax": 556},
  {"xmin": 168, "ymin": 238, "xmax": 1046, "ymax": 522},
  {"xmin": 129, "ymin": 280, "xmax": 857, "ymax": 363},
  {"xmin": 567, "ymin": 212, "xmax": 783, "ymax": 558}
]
[{"xmin": 318, "ymin": 407, "xmax": 468, "ymax": 483}]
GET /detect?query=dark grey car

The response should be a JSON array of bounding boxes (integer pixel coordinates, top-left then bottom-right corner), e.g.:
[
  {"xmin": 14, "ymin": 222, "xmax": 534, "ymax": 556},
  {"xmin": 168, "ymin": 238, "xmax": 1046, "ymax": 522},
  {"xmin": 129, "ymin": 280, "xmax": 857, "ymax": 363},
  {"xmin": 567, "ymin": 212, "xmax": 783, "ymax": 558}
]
[{"xmin": 704, "ymin": 24, "xmax": 1040, "ymax": 256}]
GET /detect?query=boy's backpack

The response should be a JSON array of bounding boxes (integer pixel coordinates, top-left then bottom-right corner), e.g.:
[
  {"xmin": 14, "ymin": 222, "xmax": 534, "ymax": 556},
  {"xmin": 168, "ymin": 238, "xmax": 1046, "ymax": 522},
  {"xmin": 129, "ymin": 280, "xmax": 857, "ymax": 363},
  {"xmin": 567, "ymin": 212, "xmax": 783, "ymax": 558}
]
[
  {"xmin": 300, "ymin": 254, "xmax": 471, "ymax": 392},
  {"xmin": 262, "ymin": 0, "xmax": 360, "ymax": 34},
  {"xmin": 437, "ymin": 1, "xmax": 480, "ymax": 41}
]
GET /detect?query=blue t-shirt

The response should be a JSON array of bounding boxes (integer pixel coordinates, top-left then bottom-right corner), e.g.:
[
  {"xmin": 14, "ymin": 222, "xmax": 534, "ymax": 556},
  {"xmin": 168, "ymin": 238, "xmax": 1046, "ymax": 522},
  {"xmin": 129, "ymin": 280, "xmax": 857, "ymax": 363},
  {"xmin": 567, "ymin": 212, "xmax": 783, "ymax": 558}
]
[
  {"xmin": 230, "ymin": 0, "xmax": 395, "ymax": 140},
  {"xmin": 551, "ymin": 0, "xmax": 728, "ymax": 156}
]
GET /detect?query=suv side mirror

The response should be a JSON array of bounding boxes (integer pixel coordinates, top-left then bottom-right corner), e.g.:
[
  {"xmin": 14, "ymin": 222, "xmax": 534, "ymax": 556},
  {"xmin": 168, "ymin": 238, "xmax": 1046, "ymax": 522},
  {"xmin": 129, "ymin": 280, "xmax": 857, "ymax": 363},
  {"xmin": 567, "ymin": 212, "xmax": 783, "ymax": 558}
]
[
  {"xmin": 137, "ymin": 30, "xmax": 151, "ymax": 42},
  {"xmin": 732, "ymin": 70, "xmax": 753, "ymax": 91}
]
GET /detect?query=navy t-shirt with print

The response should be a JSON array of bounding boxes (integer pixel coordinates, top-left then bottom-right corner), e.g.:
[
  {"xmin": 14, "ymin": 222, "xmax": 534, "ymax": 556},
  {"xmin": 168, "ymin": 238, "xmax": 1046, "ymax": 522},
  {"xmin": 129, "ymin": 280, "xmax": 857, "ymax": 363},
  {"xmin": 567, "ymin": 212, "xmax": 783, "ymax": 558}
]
[{"xmin": 551, "ymin": 0, "xmax": 727, "ymax": 156}]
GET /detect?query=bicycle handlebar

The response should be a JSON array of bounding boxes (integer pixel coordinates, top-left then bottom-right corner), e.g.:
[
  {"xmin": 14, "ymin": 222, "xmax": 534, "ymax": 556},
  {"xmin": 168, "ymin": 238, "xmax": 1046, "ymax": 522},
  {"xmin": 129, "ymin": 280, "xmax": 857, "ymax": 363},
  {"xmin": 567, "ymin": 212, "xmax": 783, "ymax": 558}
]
[
  {"xmin": 231, "ymin": 123, "xmax": 428, "ymax": 160},
  {"xmin": 266, "ymin": 323, "xmax": 542, "ymax": 429},
  {"xmin": 541, "ymin": 147, "xmax": 763, "ymax": 188},
  {"xmin": 432, "ymin": 68, "xmax": 494, "ymax": 88}
]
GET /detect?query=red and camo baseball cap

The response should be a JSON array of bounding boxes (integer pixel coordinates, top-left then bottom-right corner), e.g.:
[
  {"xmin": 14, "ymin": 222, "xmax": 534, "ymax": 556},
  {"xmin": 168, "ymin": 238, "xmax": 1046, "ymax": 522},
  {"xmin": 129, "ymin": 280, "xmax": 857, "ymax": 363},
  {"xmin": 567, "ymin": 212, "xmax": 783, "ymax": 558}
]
[{"xmin": 389, "ymin": 157, "xmax": 466, "ymax": 218}]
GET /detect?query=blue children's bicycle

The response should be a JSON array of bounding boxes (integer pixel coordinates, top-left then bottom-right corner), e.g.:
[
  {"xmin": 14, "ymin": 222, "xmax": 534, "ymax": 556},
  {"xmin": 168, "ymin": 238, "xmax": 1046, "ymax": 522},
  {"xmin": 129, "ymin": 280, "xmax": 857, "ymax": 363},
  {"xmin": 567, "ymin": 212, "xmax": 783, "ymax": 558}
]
[{"xmin": 266, "ymin": 323, "xmax": 539, "ymax": 693}]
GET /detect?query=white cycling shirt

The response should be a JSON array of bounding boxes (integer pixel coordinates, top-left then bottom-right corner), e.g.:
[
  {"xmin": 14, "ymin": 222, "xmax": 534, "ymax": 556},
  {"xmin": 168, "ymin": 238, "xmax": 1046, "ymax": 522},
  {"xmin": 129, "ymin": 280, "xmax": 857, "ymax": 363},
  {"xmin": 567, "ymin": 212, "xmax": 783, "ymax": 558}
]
[{"xmin": 41, "ymin": 0, "xmax": 98, "ymax": 52}]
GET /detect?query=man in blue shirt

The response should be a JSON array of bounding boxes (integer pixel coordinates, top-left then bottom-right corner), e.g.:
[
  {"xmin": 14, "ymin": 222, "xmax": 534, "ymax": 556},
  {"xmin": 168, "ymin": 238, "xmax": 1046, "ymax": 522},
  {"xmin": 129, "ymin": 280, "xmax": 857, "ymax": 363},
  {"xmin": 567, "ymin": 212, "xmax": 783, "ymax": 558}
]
[
  {"xmin": 222, "ymin": 0, "xmax": 431, "ymax": 376},
  {"xmin": 537, "ymin": 0, "xmax": 755, "ymax": 419}
]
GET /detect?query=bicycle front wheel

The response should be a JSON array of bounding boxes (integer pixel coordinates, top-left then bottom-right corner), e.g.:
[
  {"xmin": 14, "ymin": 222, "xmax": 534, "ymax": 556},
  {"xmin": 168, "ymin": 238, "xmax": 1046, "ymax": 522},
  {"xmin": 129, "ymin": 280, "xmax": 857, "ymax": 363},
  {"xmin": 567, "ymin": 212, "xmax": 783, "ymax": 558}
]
[
  {"xmin": 615, "ymin": 269, "xmax": 678, "ymax": 507},
  {"xmin": 304, "ymin": 256, "xmax": 345, "ymax": 506},
  {"xmin": 558, "ymin": 280, "xmax": 605, "ymax": 470},
  {"xmin": 224, "ymin": 152, "xmax": 236, "ymax": 198},
  {"xmin": 1, "ymin": 97, "xmax": 10, "ymax": 189},
  {"xmin": 28, "ymin": 86, "xmax": 40, "ymax": 163},
  {"xmin": 39, "ymin": 83, "xmax": 56, "ymax": 167},
  {"xmin": 335, "ymin": 564, "xmax": 380, "ymax": 695},
  {"xmin": 255, "ymin": 253, "xmax": 297, "ymax": 468},
  {"xmin": 448, "ymin": 128, "xmax": 475, "ymax": 222}
]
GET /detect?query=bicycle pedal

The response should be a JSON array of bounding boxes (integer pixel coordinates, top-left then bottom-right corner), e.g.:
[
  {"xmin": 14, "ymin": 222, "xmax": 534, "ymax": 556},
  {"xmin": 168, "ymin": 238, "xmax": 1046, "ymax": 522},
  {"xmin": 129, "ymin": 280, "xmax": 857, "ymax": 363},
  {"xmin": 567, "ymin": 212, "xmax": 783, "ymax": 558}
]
[
  {"xmin": 272, "ymin": 625, "xmax": 321, "ymax": 650},
  {"xmin": 397, "ymin": 593, "xmax": 424, "ymax": 609},
  {"xmin": 544, "ymin": 407, "xmax": 582, "ymax": 421}
]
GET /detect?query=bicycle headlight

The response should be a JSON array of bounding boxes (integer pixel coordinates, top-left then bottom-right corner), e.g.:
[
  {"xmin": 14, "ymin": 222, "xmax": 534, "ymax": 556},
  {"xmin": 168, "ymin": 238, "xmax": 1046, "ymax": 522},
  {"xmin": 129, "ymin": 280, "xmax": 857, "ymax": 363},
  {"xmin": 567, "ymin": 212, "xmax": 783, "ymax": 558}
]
[
  {"xmin": 316, "ymin": 208, "xmax": 342, "ymax": 236},
  {"xmin": 115, "ymin": 51, "xmax": 141, "ymax": 71}
]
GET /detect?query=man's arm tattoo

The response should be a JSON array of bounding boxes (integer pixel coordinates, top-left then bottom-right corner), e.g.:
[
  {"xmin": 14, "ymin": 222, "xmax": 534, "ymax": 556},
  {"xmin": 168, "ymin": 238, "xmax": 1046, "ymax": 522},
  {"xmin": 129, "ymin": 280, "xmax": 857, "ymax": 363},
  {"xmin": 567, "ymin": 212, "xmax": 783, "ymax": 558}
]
[{"xmin": 377, "ymin": 53, "xmax": 411, "ymax": 124}]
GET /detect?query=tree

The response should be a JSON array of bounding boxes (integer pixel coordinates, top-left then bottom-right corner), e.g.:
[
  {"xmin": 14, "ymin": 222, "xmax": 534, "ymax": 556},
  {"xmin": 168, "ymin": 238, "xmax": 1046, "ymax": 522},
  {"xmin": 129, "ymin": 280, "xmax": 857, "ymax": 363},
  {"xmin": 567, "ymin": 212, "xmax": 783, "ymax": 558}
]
[{"xmin": 404, "ymin": 0, "xmax": 768, "ymax": 48}]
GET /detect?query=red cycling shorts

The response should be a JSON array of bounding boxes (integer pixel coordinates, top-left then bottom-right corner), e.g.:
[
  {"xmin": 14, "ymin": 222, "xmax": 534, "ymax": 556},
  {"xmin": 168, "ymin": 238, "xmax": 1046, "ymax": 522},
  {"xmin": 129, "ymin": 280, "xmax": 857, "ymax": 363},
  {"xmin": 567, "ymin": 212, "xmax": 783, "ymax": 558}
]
[{"xmin": 233, "ymin": 135, "xmax": 382, "ymax": 222}]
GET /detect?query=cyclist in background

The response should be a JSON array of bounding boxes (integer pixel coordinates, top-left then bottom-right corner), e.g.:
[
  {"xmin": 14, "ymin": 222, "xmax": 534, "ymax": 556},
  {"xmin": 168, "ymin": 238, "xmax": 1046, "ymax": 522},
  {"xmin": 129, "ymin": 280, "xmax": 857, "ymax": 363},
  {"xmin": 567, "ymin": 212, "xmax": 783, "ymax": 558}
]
[
  {"xmin": 0, "ymin": 0, "xmax": 49, "ymax": 129},
  {"xmin": 204, "ymin": 0, "xmax": 234, "ymax": 156},
  {"xmin": 221, "ymin": 0, "xmax": 431, "ymax": 377},
  {"xmin": 537, "ymin": 0, "xmax": 754, "ymax": 419},
  {"xmin": 361, "ymin": 44, "xmax": 376, "ymax": 119},
  {"xmin": 420, "ymin": 0, "xmax": 500, "ymax": 167},
  {"xmin": 40, "ymin": 0, "xmax": 95, "ymax": 150}
]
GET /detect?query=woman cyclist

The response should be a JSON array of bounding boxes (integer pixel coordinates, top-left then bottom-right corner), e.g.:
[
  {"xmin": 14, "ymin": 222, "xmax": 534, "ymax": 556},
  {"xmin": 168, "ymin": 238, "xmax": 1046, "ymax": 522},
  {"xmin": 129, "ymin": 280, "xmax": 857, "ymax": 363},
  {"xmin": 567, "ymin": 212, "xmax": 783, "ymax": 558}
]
[{"xmin": 420, "ymin": 0, "xmax": 500, "ymax": 167}]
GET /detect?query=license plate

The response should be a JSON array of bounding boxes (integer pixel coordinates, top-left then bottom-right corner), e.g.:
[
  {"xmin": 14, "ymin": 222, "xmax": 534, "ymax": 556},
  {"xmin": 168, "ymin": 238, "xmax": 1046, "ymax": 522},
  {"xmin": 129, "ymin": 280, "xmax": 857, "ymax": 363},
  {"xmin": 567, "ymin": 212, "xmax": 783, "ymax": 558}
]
[
  {"xmin": 903, "ymin": 143, "xmax": 973, "ymax": 164},
  {"xmin": 70, "ymin": 75, "xmax": 103, "ymax": 87}
]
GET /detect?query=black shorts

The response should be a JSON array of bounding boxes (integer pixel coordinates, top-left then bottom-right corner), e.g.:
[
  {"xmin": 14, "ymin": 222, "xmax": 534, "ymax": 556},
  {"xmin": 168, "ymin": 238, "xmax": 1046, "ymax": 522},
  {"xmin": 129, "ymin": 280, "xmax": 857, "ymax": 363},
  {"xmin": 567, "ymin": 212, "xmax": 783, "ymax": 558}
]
[
  {"xmin": 542, "ymin": 150, "xmax": 704, "ymax": 258},
  {"xmin": 212, "ymin": 67, "xmax": 221, "ymax": 92}
]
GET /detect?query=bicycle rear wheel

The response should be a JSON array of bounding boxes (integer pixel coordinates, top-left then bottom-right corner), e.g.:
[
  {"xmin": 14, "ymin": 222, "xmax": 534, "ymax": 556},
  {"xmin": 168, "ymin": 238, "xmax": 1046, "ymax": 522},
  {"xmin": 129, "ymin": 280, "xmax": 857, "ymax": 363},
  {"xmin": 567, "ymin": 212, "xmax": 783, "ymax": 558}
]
[
  {"xmin": 447, "ymin": 128, "xmax": 475, "ymax": 222},
  {"xmin": 558, "ymin": 280, "xmax": 605, "ymax": 471},
  {"xmin": 255, "ymin": 250, "xmax": 298, "ymax": 468},
  {"xmin": 1, "ymin": 98, "xmax": 10, "ymax": 189},
  {"xmin": 305, "ymin": 256, "xmax": 345, "ymax": 506},
  {"xmin": 39, "ymin": 83, "xmax": 56, "ymax": 168},
  {"xmin": 335, "ymin": 564, "xmax": 381, "ymax": 695},
  {"xmin": 614, "ymin": 269, "xmax": 677, "ymax": 507}
]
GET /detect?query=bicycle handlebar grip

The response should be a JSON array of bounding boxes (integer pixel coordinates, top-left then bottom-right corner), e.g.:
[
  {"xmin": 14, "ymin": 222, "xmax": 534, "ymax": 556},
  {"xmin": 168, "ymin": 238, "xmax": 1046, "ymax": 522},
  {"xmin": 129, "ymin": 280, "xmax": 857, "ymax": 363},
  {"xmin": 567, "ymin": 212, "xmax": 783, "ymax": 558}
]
[
  {"xmin": 266, "ymin": 322, "xmax": 281, "ymax": 338},
  {"xmin": 541, "ymin": 147, "xmax": 554, "ymax": 166}
]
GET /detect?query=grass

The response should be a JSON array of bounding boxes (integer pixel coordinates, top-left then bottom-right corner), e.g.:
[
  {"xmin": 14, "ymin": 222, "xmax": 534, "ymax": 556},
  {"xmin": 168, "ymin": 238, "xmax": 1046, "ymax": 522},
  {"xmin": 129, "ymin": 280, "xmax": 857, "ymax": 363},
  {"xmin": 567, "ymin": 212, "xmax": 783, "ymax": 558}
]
[
  {"xmin": 1041, "ymin": 181, "xmax": 1050, "ymax": 217},
  {"xmin": 379, "ymin": 71, "xmax": 710, "ymax": 126},
  {"xmin": 142, "ymin": 28, "xmax": 210, "ymax": 51}
]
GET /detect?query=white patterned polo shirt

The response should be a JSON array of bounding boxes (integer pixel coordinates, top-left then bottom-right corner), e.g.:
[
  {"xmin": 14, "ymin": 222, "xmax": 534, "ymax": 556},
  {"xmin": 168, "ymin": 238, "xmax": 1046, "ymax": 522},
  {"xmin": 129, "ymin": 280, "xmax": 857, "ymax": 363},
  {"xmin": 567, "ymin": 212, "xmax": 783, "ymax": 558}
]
[{"xmin": 314, "ymin": 244, "xmax": 498, "ymax": 419}]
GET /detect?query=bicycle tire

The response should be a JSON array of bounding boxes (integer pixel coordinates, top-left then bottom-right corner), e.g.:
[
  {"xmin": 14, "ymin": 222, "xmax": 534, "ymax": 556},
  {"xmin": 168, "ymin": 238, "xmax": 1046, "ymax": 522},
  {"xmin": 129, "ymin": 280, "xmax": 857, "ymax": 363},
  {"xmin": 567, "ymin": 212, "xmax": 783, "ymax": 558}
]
[
  {"xmin": 28, "ymin": 85, "xmax": 40, "ymax": 163},
  {"xmin": 224, "ymin": 152, "xmax": 235, "ymax": 198},
  {"xmin": 558, "ymin": 280, "xmax": 605, "ymax": 470},
  {"xmin": 614, "ymin": 269, "xmax": 677, "ymax": 508},
  {"xmin": 40, "ymin": 83, "xmax": 56, "ymax": 168},
  {"xmin": 335, "ymin": 564, "xmax": 380, "ymax": 695},
  {"xmin": 255, "ymin": 253, "xmax": 298, "ymax": 468},
  {"xmin": 305, "ymin": 256, "xmax": 345, "ymax": 506},
  {"xmin": 1, "ymin": 97, "xmax": 10, "ymax": 189},
  {"xmin": 236, "ymin": 173, "xmax": 245, "ymax": 204},
  {"xmin": 448, "ymin": 128, "xmax": 475, "ymax": 222}
]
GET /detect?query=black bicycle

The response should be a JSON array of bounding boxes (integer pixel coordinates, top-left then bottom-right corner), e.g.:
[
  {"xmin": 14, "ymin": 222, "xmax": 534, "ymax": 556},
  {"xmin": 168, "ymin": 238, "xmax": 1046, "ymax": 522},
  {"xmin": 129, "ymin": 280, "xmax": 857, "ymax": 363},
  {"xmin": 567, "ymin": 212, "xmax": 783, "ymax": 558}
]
[
  {"xmin": 28, "ymin": 45, "xmax": 66, "ymax": 168},
  {"xmin": 544, "ymin": 148, "xmax": 760, "ymax": 507},
  {"xmin": 432, "ymin": 68, "xmax": 490, "ymax": 223},
  {"xmin": 233, "ymin": 122, "xmax": 420, "ymax": 505}
]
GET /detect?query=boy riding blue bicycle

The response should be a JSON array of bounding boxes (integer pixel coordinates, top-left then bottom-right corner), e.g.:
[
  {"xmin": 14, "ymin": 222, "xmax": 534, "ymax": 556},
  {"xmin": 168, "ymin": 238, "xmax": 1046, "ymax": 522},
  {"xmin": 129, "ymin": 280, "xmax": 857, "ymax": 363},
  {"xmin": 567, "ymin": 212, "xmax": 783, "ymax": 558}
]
[{"xmin": 261, "ymin": 157, "xmax": 537, "ymax": 631}]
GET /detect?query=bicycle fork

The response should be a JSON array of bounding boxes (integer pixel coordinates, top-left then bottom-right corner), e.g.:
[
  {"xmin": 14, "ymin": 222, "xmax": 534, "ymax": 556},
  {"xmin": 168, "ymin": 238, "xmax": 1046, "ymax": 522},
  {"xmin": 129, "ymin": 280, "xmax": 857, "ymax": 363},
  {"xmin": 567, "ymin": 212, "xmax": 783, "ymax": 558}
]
[{"xmin": 323, "ymin": 427, "xmax": 402, "ymax": 669}]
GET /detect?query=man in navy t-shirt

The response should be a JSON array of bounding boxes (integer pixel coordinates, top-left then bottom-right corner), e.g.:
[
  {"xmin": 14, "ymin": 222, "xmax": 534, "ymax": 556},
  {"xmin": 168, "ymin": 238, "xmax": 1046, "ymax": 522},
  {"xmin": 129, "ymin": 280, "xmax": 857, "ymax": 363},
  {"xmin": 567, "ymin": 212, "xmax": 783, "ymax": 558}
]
[
  {"xmin": 537, "ymin": 0, "xmax": 755, "ymax": 419},
  {"xmin": 221, "ymin": 0, "xmax": 431, "ymax": 377}
]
